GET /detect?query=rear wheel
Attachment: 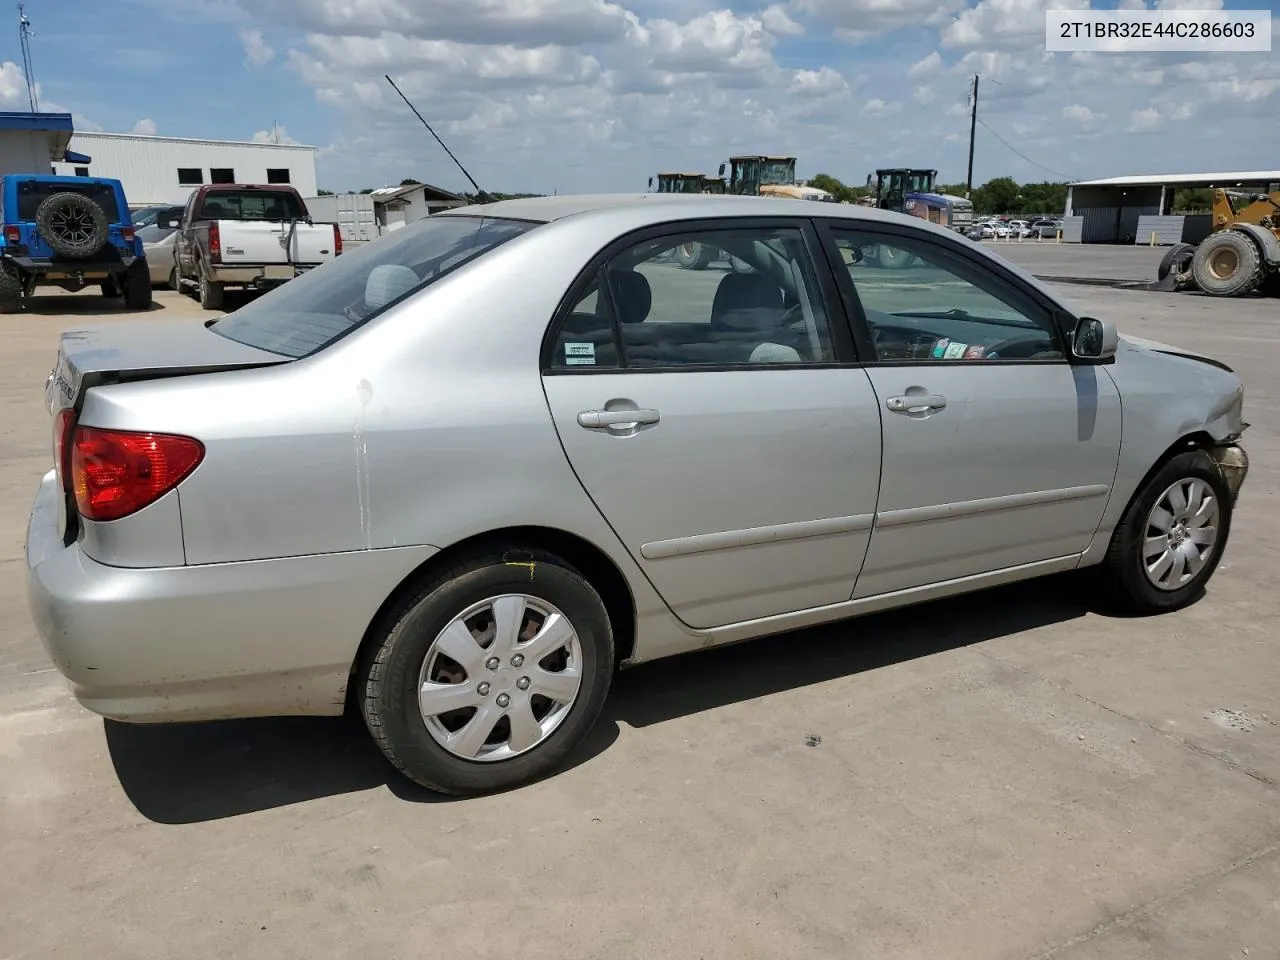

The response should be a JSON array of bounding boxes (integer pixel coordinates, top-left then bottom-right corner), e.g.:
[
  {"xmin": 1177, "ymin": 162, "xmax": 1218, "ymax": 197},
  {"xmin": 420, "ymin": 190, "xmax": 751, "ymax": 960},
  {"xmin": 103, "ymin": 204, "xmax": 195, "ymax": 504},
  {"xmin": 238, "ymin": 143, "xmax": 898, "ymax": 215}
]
[
  {"xmin": 1096, "ymin": 450, "xmax": 1232, "ymax": 615},
  {"xmin": 675, "ymin": 241, "xmax": 715, "ymax": 270},
  {"xmin": 0, "ymin": 262, "xmax": 23, "ymax": 313},
  {"xmin": 122, "ymin": 260, "xmax": 152, "ymax": 310},
  {"xmin": 100, "ymin": 277, "xmax": 120, "ymax": 298},
  {"xmin": 358, "ymin": 549, "xmax": 615, "ymax": 795},
  {"xmin": 198, "ymin": 270, "xmax": 225, "ymax": 310},
  {"xmin": 1190, "ymin": 231, "xmax": 1264, "ymax": 297}
]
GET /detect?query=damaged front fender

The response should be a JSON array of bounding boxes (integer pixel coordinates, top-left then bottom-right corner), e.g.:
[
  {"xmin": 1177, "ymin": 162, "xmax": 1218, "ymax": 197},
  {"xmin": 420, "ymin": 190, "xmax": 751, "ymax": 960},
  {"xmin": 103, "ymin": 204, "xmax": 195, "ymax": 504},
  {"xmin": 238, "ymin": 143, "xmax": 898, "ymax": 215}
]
[{"xmin": 1209, "ymin": 441, "xmax": 1249, "ymax": 503}]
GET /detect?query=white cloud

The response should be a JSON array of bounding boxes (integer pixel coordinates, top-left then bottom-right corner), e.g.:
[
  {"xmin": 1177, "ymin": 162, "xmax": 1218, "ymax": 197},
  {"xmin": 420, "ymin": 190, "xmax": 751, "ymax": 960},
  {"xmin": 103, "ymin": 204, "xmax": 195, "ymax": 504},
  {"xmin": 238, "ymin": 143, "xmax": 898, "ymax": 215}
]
[
  {"xmin": 793, "ymin": 0, "xmax": 964, "ymax": 41},
  {"xmin": 132, "ymin": 118, "xmax": 158, "ymax": 136},
  {"xmin": 1062, "ymin": 104, "xmax": 1102, "ymax": 124},
  {"xmin": 941, "ymin": 0, "xmax": 1089, "ymax": 49},
  {"xmin": 789, "ymin": 66, "xmax": 851, "ymax": 97},
  {"xmin": 240, "ymin": 27, "xmax": 275, "ymax": 67},
  {"xmin": 251, "ymin": 125, "xmax": 302, "ymax": 145},
  {"xmin": 907, "ymin": 51, "xmax": 942, "ymax": 79},
  {"xmin": 913, "ymin": 85, "xmax": 937, "ymax": 104},
  {"xmin": 1127, "ymin": 107, "xmax": 1160, "ymax": 132},
  {"xmin": 760, "ymin": 3, "xmax": 803, "ymax": 35},
  {"xmin": 860, "ymin": 97, "xmax": 897, "ymax": 116},
  {"xmin": 0, "ymin": 61, "xmax": 25, "ymax": 105}
]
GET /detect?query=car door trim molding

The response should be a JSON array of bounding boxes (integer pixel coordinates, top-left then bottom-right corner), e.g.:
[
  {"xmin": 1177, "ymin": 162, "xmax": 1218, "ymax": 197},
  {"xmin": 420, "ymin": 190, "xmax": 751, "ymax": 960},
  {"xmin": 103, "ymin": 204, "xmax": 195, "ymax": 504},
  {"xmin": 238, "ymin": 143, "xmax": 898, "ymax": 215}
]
[
  {"xmin": 875, "ymin": 484, "xmax": 1111, "ymax": 529},
  {"xmin": 640, "ymin": 512, "xmax": 875, "ymax": 560},
  {"xmin": 684, "ymin": 554, "xmax": 1083, "ymax": 647}
]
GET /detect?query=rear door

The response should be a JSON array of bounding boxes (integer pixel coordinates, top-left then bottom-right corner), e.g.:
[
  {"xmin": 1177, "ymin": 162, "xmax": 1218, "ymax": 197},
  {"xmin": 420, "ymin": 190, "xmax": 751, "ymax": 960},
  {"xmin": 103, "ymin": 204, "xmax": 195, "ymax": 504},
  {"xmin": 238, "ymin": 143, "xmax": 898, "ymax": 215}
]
[
  {"xmin": 541, "ymin": 218, "xmax": 884, "ymax": 630},
  {"xmin": 818, "ymin": 221, "xmax": 1122, "ymax": 598}
]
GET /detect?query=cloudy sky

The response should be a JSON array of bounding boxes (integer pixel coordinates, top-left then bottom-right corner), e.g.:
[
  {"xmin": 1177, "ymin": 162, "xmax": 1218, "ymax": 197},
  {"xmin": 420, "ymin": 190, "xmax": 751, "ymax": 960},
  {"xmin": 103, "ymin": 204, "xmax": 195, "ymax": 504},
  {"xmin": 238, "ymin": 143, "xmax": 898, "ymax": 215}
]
[{"xmin": 4, "ymin": 0, "xmax": 1278, "ymax": 194}]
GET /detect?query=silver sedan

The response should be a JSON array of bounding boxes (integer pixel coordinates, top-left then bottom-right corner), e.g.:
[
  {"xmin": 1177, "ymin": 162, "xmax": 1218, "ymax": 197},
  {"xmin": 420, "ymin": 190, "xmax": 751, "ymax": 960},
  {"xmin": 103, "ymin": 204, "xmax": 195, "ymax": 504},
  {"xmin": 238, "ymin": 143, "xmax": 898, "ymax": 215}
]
[{"xmin": 25, "ymin": 194, "xmax": 1250, "ymax": 795}]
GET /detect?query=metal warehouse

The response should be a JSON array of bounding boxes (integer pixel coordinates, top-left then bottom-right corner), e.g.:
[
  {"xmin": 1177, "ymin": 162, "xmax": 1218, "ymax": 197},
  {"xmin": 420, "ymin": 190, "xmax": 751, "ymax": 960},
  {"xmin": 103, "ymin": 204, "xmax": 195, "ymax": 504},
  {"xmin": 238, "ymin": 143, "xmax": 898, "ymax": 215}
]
[
  {"xmin": 48, "ymin": 131, "xmax": 318, "ymax": 208},
  {"xmin": 1062, "ymin": 170, "xmax": 1280, "ymax": 245}
]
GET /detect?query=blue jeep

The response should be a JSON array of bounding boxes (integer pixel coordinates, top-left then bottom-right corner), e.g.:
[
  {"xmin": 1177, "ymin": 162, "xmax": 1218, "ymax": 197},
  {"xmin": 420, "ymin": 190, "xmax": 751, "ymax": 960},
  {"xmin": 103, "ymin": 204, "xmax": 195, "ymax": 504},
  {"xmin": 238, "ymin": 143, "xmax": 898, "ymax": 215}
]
[{"xmin": 0, "ymin": 174, "xmax": 151, "ymax": 313}]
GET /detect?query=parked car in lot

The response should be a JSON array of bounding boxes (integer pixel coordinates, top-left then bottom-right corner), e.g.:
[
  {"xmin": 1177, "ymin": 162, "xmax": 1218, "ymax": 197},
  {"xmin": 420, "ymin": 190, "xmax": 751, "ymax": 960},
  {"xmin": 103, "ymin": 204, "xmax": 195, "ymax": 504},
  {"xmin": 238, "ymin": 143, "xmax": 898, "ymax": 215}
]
[
  {"xmin": 0, "ymin": 174, "xmax": 151, "ymax": 312},
  {"xmin": 138, "ymin": 205, "xmax": 184, "ymax": 288},
  {"xmin": 174, "ymin": 183, "xmax": 341, "ymax": 310},
  {"xmin": 1032, "ymin": 218, "xmax": 1062, "ymax": 239},
  {"xmin": 26, "ymin": 195, "xmax": 1250, "ymax": 795},
  {"xmin": 1006, "ymin": 220, "xmax": 1033, "ymax": 239}
]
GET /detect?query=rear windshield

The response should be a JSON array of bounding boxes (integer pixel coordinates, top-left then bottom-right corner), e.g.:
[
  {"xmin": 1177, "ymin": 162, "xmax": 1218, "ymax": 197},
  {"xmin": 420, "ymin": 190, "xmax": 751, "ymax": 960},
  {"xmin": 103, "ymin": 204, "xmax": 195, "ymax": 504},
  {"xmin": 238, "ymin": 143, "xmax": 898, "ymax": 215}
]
[
  {"xmin": 197, "ymin": 190, "xmax": 308, "ymax": 221},
  {"xmin": 211, "ymin": 215, "xmax": 538, "ymax": 357},
  {"xmin": 16, "ymin": 181, "xmax": 121, "ymax": 223}
]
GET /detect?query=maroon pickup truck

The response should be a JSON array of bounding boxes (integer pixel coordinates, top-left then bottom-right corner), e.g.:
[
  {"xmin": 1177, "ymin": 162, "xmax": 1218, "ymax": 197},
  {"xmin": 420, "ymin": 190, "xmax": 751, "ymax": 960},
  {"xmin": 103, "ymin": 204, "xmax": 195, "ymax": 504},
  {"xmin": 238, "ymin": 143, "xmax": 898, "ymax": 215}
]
[{"xmin": 173, "ymin": 183, "xmax": 340, "ymax": 310}]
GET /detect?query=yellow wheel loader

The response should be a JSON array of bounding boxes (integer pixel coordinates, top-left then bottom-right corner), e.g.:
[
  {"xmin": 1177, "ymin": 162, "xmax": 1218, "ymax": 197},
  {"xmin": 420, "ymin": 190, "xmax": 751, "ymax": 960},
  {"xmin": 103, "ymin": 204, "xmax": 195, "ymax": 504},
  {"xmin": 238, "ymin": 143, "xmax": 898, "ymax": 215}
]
[{"xmin": 1161, "ymin": 188, "xmax": 1280, "ymax": 297}]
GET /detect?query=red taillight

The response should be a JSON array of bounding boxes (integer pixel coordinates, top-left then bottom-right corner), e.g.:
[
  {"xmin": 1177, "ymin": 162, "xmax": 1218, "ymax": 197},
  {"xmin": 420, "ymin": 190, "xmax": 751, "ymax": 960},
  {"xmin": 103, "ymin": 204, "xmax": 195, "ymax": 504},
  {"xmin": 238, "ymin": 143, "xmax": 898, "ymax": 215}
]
[
  {"xmin": 70, "ymin": 427, "xmax": 204, "ymax": 522},
  {"xmin": 208, "ymin": 221, "xmax": 221, "ymax": 263},
  {"xmin": 121, "ymin": 226, "xmax": 135, "ymax": 243},
  {"xmin": 333, "ymin": 223, "xmax": 343, "ymax": 256},
  {"xmin": 4, "ymin": 224, "xmax": 20, "ymax": 244},
  {"xmin": 53, "ymin": 408, "xmax": 76, "ymax": 492}
]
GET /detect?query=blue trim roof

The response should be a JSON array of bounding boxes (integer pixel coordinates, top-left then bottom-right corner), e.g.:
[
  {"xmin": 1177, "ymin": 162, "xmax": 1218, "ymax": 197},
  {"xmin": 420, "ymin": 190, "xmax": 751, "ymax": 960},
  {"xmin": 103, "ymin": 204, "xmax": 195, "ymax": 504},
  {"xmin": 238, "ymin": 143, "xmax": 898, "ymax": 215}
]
[
  {"xmin": 64, "ymin": 150, "xmax": 92, "ymax": 164},
  {"xmin": 0, "ymin": 111, "xmax": 74, "ymax": 133}
]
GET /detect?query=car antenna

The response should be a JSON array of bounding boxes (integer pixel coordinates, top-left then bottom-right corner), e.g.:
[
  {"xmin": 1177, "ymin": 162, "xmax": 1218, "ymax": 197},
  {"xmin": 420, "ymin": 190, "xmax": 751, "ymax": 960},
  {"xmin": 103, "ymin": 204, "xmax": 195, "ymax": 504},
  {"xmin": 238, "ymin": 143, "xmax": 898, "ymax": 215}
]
[{"xmin": 384, "ymin": 74, "xmax": 490, "ymax": 204}]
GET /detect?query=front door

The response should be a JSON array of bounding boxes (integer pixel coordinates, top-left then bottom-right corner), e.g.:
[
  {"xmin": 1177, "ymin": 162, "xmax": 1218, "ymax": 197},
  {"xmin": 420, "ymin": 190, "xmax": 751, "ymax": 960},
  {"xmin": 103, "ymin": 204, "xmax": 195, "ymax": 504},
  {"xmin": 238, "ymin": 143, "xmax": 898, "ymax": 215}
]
[
  {"xmin": 822, "ymin": 224, "xmax": 1122, "ymax": 598},
  {"xmin": 541, "ymin": 220, "xmax": 882, "ymax": 630}
]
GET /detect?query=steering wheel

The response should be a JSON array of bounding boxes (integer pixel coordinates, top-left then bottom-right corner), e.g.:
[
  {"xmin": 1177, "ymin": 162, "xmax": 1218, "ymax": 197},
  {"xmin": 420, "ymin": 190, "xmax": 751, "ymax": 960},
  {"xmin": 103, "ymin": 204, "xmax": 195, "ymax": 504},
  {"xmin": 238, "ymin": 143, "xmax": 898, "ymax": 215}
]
[{"xmin": 983, "ymin": 336, "xmax": 1057, "ymax": 359}]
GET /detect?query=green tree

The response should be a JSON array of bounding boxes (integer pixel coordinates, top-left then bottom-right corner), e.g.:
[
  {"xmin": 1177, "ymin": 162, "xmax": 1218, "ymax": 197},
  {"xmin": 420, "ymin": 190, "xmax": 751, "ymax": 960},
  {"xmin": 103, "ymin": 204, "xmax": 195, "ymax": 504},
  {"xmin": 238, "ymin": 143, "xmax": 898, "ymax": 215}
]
[
  {"xmin": 1015, "ymin": 181, "xmax": 1068, "ymax": 216},
  {"xmin": 359, "ymin": 187, "xmax": 375, "ymax": 194},
  {"xmin": 400, "ymin": 178, "xmax": 422, "ymax": 186},
  {"xmin": 316, "ymin": 188, "xmax": 334, "ymax": 196},
  {"xmin": 808, "ymin": 173, "xmax": 870, "ymax": 204},
  {"xmin": 971, "ymin": 176, "xmax": 1020, "ymax": 215},
  {"xmin": 1172, "ymin": 188, "xmax": 1213, "ymax": 213}
]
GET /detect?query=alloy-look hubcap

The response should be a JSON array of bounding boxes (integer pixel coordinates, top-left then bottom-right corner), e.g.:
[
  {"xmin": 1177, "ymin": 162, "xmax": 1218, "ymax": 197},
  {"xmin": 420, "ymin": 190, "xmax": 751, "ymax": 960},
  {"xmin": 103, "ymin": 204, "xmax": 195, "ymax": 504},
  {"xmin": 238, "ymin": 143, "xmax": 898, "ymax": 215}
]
[
  {"xmin": 1142, "ymin": 477, "xmax": 1220, "ymax": 592},
  {"xmin": 417, "ymin": 594, "xmax": 584, "ymax": 762}
]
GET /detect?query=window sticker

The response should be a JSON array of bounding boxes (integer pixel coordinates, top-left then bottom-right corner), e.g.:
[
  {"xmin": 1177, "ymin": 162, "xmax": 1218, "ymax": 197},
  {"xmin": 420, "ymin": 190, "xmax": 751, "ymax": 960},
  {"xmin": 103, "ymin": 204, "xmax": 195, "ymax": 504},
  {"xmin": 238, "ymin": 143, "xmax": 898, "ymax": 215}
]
[
  {"xmin": 962, "ymin": 344, "xmax": 988, "ymax": 359},
  {"xmin": 942, "ymin": 340, "xmax": 968, "ymax": 359},
  {"xmin": 931, "ymin": 338, "xmax": 951, "ymax": 358},
  {"xmin": 564, "ymin": 342, "xmax": 596, "ymax": 366}
]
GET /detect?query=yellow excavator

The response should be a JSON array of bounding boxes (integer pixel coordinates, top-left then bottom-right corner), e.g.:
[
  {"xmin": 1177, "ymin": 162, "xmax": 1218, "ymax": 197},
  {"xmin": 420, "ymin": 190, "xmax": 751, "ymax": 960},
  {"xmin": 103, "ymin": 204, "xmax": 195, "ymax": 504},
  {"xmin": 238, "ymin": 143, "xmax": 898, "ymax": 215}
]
[{"xmin": 1160, "ymin": 188, "xmax": 1280, "ymax": 297}]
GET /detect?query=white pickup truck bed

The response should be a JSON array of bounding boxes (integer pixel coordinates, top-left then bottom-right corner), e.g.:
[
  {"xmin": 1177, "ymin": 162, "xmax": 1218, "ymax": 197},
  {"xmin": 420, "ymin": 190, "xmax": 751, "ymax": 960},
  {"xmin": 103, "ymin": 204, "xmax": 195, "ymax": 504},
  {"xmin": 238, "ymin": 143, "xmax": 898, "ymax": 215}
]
[{"xmin": 217, "ymin": 219, "xmax": 337, "ymax": 267}]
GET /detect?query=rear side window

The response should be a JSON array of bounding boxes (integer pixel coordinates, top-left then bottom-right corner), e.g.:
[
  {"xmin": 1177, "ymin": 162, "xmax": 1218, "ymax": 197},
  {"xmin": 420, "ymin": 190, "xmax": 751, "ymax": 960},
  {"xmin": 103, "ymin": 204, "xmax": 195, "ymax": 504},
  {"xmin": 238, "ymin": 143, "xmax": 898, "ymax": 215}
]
[
  {"xmin": 211, "ymin": 215, "xmax": 538, "ymax": 358},
  {"xmin": 15, "ymin": 181, "xmax": 121, "ymax": 223},
  {"xmin": 196, "ymin": 190, "xmax": 307, "ymax": 221}
]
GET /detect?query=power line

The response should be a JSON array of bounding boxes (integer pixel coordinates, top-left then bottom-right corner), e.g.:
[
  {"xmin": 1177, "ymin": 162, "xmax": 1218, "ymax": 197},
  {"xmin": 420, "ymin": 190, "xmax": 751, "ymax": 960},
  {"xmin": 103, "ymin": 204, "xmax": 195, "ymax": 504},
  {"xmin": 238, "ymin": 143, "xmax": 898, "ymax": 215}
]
[
  {"xmin": 976, "ymin": 117, "xmax": 1076, "ymax": 182},
  {"xmin": 18, "ymin": 3, "xmax": 37, "ymax": 112}
]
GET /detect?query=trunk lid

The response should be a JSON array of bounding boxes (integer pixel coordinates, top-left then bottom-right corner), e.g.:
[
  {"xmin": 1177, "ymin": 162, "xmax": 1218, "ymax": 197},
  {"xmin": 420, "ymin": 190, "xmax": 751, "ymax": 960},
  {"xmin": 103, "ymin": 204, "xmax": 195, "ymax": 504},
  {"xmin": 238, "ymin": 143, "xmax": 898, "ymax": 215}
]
[
  {"xmin": 215, "ymin": 219, "xmax": 337, "ymax": 266},
  {"xmin": 45, "ymin": 318, "xmax": 290, "ymax": 416}
]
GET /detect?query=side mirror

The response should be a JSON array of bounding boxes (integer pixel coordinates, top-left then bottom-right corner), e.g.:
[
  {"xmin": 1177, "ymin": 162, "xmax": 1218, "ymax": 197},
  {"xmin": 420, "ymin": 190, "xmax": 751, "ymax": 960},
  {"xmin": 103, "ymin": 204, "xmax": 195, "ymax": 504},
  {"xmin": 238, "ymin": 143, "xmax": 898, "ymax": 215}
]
[
  {"xmin": 842, "ymin": 245, "xmax": 864, "ymax": 265},
  {"xmin": 1071, "ymin": 316, "xmax": 1118, "ymax": 362},
  {"xmin": 866, "ymin": 174, "xmax": 873, "ymax": 186},
  {"xmin": 718, "ymin": 163, "xmax": 726, "ymax": 177},
  {"xmin": 648, "ymin": 176, "xmax": 654, "ymax": 191}
]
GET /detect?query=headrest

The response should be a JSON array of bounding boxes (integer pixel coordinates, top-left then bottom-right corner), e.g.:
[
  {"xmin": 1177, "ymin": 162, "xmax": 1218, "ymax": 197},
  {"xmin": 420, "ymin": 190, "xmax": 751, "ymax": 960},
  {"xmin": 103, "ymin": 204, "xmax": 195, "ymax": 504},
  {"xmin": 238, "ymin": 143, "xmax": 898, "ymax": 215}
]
[
  {"xmin": 608, "ymin": 269, "xmax": 651, "ymax": 324},
  {"xmin": 749, "ymin": 342, "xmax": 802, "ymax": 363},
  {"xmin": 711, "ymin": 272, "xmax": 784, "ymax": 330},
  {"xmin": 365, "ymin": 264, "xmax": 420, "ymax": 311}
]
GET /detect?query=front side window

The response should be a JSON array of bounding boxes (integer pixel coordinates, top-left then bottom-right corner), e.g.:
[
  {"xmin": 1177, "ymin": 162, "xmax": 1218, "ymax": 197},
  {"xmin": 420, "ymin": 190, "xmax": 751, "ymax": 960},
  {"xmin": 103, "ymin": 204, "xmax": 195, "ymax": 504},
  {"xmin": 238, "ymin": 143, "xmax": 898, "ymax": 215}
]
[
  {"xmin": 548, "ymin": 226, "xmax": 836, "ymax": 371},
  {"xmin": 212, "ymin": 215, "xmax": 537, "ymax": 358},
  {"xmin": 831, "ymin": 228, "xmax": 1065, "ymax": 362}
]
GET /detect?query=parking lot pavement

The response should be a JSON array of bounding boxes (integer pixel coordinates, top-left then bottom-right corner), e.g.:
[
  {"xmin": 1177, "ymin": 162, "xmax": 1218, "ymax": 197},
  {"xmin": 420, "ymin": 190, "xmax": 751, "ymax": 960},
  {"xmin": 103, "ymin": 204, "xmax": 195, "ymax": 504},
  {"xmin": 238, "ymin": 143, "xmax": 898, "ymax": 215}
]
[
  {"xmin": 978, "ymin": 241, "xmax": 1168, "ymax": 283},
  {"xmin": 1, "ymin": 285, "xmax": 1277, "ymax": 959}
]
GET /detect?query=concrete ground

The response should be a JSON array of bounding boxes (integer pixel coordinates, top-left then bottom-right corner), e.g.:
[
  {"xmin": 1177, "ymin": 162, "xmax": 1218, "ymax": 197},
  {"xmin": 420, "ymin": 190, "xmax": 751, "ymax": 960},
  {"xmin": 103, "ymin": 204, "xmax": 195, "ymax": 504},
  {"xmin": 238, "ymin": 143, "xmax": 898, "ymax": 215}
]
[
  {"xmin": 2, "ymin": 273, "xmax": 1278, "ymax": 960},
  {"xmin": 980, "ymin": 239, "xmax": 1167, "ymax": 283}
]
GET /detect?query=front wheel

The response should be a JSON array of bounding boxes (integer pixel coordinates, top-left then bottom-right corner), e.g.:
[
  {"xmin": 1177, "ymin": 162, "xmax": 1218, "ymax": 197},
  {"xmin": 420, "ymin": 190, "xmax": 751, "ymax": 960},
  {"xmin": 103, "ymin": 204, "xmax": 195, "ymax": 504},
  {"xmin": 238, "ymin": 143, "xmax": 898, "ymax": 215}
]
[
  {"xmin": 0, "ymin": 262, "xmax": 23, "ymax": 313},
  {"xmin": 358, "ymin": 549, "xmax": 615, "ymax": 795},
  {"xmin": 1096, "ymin": 450, "xmax": 1233, "ymax": 615}
]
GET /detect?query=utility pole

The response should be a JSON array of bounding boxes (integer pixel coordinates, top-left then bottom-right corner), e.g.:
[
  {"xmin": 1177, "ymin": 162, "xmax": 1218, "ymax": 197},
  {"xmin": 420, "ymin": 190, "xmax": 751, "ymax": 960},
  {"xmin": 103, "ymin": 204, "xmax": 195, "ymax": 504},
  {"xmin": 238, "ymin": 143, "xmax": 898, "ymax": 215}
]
[
  {"xmin": 965, "ymin": 74, "xmax": 979, "ymax": 200},
  {"xmin": 18, "ymin": 3, "xmax": 37, "ymax": 112}
]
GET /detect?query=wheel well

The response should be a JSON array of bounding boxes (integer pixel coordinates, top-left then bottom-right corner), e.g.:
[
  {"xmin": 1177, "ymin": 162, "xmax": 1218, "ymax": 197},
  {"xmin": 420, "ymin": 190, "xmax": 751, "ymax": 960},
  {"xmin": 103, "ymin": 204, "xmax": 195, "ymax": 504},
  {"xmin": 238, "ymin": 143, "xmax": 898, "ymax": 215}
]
[
  {"xmin": 351, "ymin": 526, "xmax": 638, "ymax": 678},
  {"xmin": 1127, "ymin": 431, "xmax": 1216, "ymax": 507}
]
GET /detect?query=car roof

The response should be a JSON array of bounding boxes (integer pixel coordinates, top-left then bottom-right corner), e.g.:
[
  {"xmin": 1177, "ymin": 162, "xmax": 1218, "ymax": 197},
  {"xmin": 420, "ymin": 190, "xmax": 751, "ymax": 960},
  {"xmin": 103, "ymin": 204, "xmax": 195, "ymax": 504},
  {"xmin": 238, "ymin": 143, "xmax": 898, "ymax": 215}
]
[{"xmin": 437, "ymin": 192, "xmax": 949, "ymax": 229}]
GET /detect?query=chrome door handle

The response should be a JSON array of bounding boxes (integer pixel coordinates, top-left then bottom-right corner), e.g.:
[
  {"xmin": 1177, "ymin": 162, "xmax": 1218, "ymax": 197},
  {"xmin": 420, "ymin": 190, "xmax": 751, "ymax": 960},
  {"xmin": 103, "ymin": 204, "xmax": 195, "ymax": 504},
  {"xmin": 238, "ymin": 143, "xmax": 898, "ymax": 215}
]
[
  {"xmin": 886, "ymin": 394, "xmax": 946, "ymax": 414},
  {"xmin": 577, "ymin": 408, "xmax": 661, "ymax": 429}
]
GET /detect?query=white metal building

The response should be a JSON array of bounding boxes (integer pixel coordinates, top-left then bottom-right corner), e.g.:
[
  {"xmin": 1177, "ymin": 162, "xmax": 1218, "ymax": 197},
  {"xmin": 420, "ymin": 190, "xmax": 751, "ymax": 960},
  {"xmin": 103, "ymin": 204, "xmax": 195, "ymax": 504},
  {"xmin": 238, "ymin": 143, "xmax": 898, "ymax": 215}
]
[
  {"xmin": 49, "ymin": 131, "xmax": 319, "ymax": 208},
  {"xmin": 370, "ymin": 182, "xmax": 468, "ymax": 231},
  {"xmin": 0, "ymin": 111, "xmax": 86, "ymax": 177}
]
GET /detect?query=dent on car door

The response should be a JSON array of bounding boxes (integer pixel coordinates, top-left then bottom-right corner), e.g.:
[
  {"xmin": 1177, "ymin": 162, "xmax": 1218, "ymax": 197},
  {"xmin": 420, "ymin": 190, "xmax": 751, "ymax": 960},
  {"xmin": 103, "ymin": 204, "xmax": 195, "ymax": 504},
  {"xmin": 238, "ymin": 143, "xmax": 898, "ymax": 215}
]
[
  {"xmin": 540, "ymin": 220, "xmax": 883, "ymax": 630},
  {"xmin": 823, "ymin": 224, "xmax": 1123, "ymax": 598}
]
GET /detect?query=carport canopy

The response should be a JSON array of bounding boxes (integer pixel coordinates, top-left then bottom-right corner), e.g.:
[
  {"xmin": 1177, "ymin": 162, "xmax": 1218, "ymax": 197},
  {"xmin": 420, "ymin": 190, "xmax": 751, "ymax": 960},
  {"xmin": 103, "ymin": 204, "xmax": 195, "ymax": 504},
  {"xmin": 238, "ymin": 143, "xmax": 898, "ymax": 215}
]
[{"xmin": 1066, "ymin": 171, "xmax": 1280, "ymax": 216}]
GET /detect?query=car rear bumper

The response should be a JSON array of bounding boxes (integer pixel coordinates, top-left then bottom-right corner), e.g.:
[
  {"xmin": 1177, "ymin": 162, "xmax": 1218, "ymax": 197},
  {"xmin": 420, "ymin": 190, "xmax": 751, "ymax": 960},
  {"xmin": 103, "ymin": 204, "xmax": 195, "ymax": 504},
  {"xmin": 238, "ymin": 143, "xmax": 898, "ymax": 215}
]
[
  {"xmin": 207, "ymin": 263, "xmax": 324, "ymax": 285},
  {"xmin": 6, "ymin": 255, "xmax": 137, "ymax": 273},
  {"xmin": 24, "ymin": 469, "xmax": 437, "ymax": 723}
]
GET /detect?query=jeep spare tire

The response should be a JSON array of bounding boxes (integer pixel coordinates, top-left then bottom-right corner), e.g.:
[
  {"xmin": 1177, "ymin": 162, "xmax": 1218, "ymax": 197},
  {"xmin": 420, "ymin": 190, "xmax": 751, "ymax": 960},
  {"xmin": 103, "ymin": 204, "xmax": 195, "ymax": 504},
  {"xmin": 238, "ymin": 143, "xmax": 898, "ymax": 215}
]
[{"xmin": 36, "ymin": 192, "xmax": 110, "ymax": 259}]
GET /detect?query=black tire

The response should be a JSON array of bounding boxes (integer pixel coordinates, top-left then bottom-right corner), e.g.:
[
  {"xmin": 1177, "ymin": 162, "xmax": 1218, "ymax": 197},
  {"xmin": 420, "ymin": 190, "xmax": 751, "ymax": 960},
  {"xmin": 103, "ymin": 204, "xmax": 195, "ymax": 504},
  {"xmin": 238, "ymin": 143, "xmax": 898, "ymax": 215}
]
[
  {"xmin": 122, "ymin": 260, "xmax": 152, "ymax": 310},
  {"xmin": 35, "ymin": 191, "xmax": 109, "ymax": 259},
  {"xmin": 166, "ymin": 266, "xmax": 178, "ymax": 291},
  {"xmin": 1095, "ymin": 450, "xmax": 1233, "ymax": 615},
  {"xmin": 0, "ymin": 262, "xmax": 23, "ymax": 313},
  {"xmin": 358, "ymin": 548, "xmax": 616, "ymax": 795},
  {"xmin": 675, "ymin": 241, "xmax": 714, "ymax": 270},
  {"xmin": 197, "ymin": 269, "xmax": 224, "ymax": 310},
  {"xmin": 1190, "ymin": 231, "xmax": 1264, "ymax": 297},
  {"xmin": 1157, "ymin": 242, "xmax": 1196, "ymax": 281},
  {"xmin": 100, "ymin": 277, "xmax": 120, "ymax": 298}
]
